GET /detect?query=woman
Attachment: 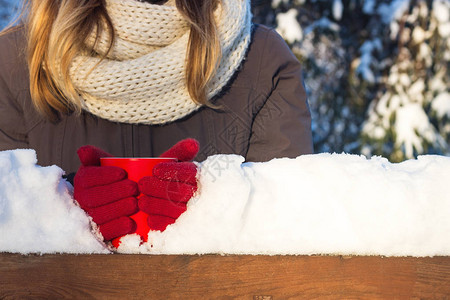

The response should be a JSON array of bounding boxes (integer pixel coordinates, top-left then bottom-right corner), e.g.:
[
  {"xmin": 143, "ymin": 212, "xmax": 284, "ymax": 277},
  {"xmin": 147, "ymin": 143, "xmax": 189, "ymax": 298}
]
[{"xmin": 0, "ymin": 0, "xmax": 313, "ymax": 244}]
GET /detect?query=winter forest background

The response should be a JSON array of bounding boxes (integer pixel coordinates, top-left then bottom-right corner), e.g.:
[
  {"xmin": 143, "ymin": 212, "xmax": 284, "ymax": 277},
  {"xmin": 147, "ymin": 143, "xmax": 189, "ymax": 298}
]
[{"xmin": 1, "ymin": 0, "xmax": 449, "ymax": 162}]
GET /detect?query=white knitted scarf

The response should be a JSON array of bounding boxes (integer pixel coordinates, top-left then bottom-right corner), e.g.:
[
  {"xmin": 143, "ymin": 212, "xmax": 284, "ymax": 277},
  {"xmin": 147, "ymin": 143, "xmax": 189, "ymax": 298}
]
[{"xmin": 69, "ymin": 0, "xmax": 252, "ymax": 125}]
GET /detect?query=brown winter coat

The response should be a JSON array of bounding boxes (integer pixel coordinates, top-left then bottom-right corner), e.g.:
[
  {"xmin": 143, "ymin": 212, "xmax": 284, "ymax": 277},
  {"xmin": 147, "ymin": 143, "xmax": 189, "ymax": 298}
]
[{"xmin": 0, "ymin": 24, "xmax": 313, "ymax": 174}]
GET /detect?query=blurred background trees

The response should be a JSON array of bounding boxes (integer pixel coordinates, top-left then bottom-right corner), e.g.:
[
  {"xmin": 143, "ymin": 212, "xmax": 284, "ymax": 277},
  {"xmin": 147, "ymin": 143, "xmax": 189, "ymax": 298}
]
[
  {"xmin": 253, "ymin": 0, "xmax": 449, "ymax": 162},
  {"xmin": 1, "ymin": 0, "xmax": 449, "ymax": 162}
]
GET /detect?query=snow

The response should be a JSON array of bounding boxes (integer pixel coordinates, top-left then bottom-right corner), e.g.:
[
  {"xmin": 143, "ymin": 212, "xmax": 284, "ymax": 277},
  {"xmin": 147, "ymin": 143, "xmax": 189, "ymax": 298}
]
[
  {"xmin": 332, "ymin": 0, "xmax": 343, "ymax": 21},
  {"xmin": 357, "ymin": 39, "xmax": 382, "ymax": 83},
  {"xmin": 378, "ymin": 0, "xmax": 411, "ymax": 25},
  {"xmin": 432, "ymin": 92, "xmax": 450, "ymax": 119},
  {"xmin": 276, "ymin": 8, "xmax": 303, "ymax": 43},
  {"xmin": 407, "ymin": 79, "xmax": 425, "ymax": 103},
  {"xmin": 432, "ymin": 0, "xmax": 450, "ymax": 37},
  {"xmin": 303, "ymin": 17, "xmax": 340, "ymax": 36},
  {"xmin": 394, "ymin": 103, "xmax": 443, "ymax": 158},
  {"xmin": 378, "ymin": 0, "xmax": 411, "ymax": 39},
  {"xmin": 363, "ymin": 0, "xmax": 376, "ymax": 15},
  {"xmin": 0, "ymin": 149, "xmax": 109, "ymax": 254},
  {"xmin": 412, "ymin": 26, "xmax": 427, "ymax": 44},
  {"xmin": 418, "ymin": 43, "xmax": 433, "ymax": 67},
  {"xmin": 433, "ymin": 0, "xmax": 450, "ymax": 24},
  {"xmin": 1, "ymin": 149, "xmax": 450, "ymax": 257},
  {"xmin": 271, "ymin": 0, "xmax": 289, "ymax": 9}
]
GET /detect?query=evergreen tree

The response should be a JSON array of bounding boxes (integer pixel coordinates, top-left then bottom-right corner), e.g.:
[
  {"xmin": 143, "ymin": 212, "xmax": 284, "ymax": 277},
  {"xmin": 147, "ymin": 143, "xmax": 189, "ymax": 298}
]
[
  {"xmin": 258, "ymin": 0, "xmax": 449, "ymax": 161},
  {"xmin": 259, "ymin": 0, "xmax": 376, "ymax": 154},
  {"xmin": 361, "ymin": 0, "xmax": 450, "ymax": 161}
]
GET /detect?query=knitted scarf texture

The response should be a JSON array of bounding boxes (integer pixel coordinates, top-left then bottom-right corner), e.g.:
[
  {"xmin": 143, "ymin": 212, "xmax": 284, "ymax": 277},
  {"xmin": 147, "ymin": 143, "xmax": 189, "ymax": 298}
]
[{"xmin": 70, "ymin": 0, "xmax": 252, "ymax": 125}]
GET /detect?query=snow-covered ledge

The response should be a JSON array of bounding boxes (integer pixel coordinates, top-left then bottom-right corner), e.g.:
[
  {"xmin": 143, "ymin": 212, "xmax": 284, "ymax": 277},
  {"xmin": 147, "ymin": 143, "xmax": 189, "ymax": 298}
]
[{"xmin": 1, "ymin": 149, "xmax": 449, "ymax": 256}]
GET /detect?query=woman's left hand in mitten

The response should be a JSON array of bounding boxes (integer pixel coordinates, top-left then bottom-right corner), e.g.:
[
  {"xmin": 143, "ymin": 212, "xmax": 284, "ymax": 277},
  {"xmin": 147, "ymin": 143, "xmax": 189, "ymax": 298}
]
[{"xmin": 138, "ymin": 138, "xmax": 199, "ymax": 231}]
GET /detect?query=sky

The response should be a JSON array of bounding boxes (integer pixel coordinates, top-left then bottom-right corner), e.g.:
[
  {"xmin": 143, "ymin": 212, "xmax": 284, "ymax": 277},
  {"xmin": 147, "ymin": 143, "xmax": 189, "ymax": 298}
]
[{"xmin": 0, "ymin": 0, "xmax": 22, "ymax": 29}]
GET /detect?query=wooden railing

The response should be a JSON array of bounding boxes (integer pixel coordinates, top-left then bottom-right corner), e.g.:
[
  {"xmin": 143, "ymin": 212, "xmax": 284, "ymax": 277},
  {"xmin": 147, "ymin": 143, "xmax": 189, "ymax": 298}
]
[{"xmin": 1, "ymin": 254, "xmax": 449, "ymax": 298}]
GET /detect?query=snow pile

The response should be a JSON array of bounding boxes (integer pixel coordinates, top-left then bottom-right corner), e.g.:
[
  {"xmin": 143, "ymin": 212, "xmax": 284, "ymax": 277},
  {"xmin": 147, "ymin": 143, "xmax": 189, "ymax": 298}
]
[
  {"xmin": 0, "ymin": 149, "xmax": 108, "ymax": 254},
  {"xmin": 1, "ymin": 149, "xmax": 450, "ymax": 256},
  {"xmin": 119, "ymin": 153, "xmax": 450, "ymax": 257}
]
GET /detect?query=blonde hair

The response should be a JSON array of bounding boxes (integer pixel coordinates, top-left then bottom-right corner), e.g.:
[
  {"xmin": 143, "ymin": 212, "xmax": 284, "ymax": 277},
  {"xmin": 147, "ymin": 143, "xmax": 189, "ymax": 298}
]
[{"xmin": 20, "ymin": 0, "xmax": 221, "ymax": 121}]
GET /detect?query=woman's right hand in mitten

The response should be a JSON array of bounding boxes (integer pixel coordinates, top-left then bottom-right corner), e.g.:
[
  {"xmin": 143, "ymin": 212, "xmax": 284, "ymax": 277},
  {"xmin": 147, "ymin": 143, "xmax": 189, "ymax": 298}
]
[{"xmin": 73, "ymin": 145, "xmax": 139, "ymax": 242}]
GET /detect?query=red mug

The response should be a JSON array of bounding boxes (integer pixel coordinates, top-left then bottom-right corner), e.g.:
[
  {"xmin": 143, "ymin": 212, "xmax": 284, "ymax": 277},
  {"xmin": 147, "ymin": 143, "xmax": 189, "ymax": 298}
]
[{"xmin": 100, "ymin": 157, "xmax": 177, "ymax": 248}]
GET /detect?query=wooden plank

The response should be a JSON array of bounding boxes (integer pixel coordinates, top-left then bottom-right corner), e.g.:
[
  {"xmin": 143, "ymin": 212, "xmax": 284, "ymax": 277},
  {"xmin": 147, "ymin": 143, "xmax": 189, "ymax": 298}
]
[{"xmin": 0, "ymin": 254, "xmax": 449, "ymax": 299}]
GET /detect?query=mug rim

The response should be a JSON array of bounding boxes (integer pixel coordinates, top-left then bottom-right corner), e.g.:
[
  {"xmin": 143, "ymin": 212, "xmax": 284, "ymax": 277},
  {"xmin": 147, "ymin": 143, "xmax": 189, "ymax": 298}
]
[{"xmin": 100, "ymin": 157, "xmax": 177, "ymax": 161}]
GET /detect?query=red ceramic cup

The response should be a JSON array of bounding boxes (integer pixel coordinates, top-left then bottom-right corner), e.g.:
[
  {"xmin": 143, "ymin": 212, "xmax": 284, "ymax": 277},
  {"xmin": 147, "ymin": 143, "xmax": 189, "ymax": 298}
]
[{"xmin": 100, "ymin": 157, "xmax": 177, "ymax": 248}]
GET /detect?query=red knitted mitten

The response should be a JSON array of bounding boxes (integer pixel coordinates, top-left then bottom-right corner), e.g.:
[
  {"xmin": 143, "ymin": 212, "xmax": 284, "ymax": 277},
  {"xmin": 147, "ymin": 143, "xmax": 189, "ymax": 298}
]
[
  {"xmin": 73, "ymin": 145, "xmax": 139, "ymax": 241},
  {"xmin": 138, "ymin": 139, "xmax": 199, "ymax": 231}
]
